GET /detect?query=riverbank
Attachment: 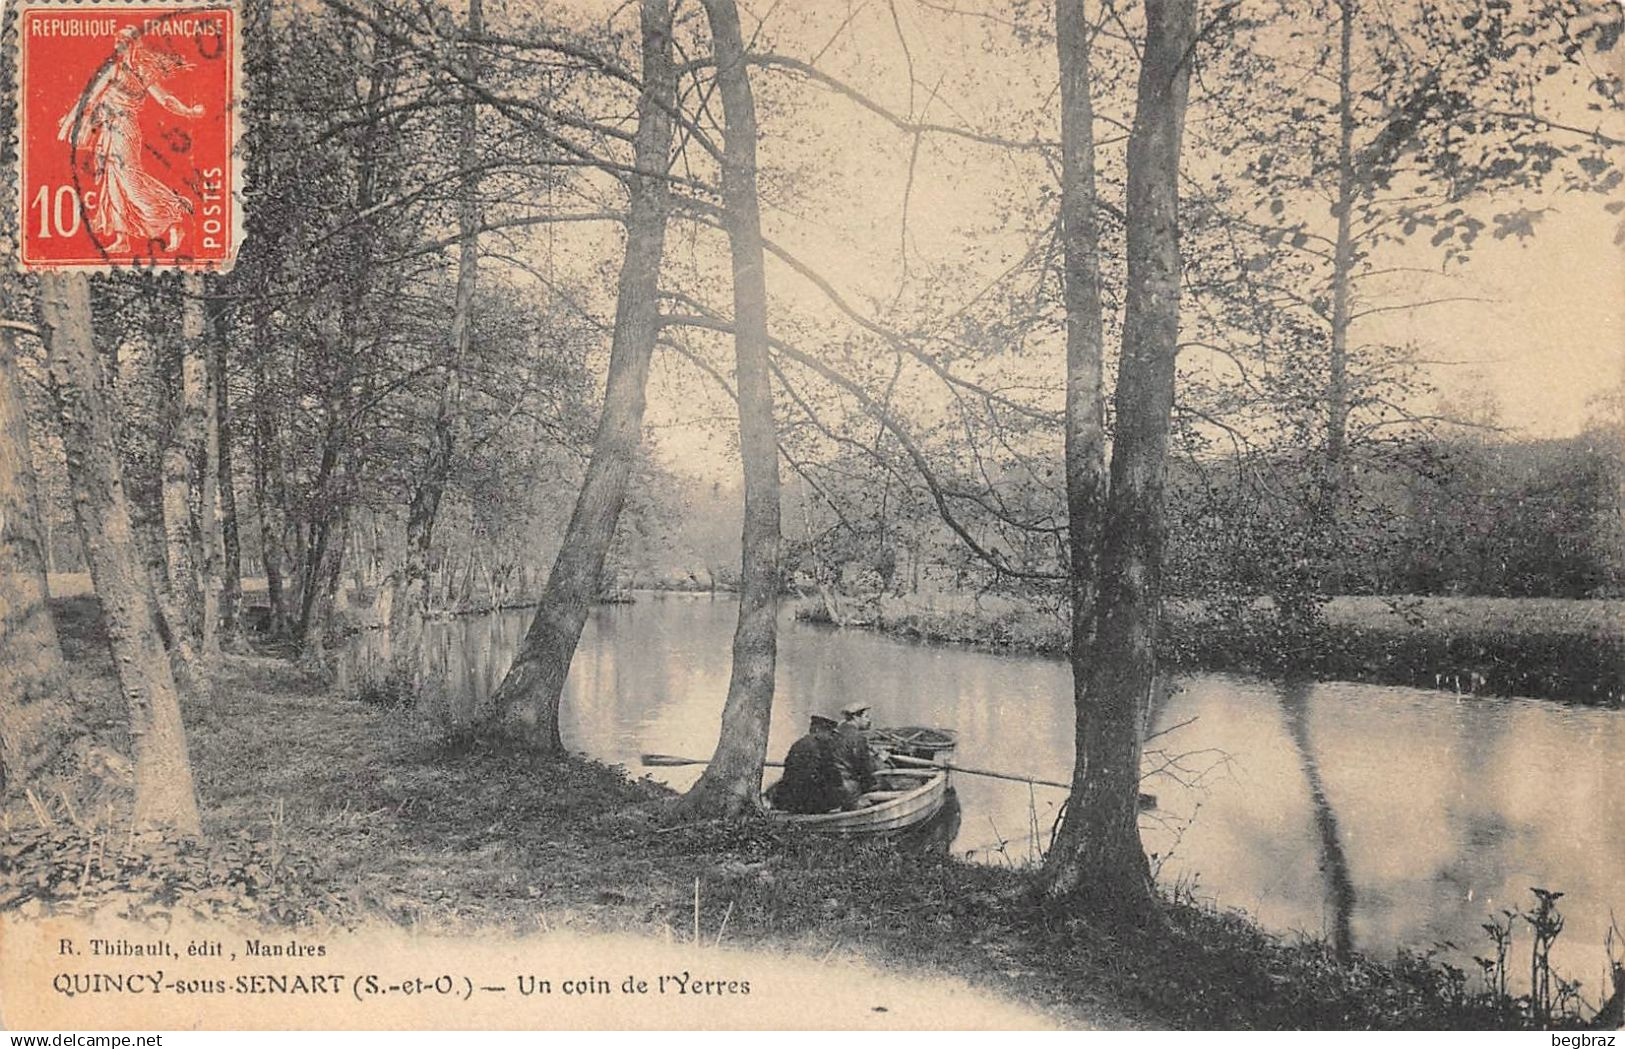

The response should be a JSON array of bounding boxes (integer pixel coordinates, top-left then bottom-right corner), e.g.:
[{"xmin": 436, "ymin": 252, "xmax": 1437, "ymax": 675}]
[
  {"xmin": 5, "ymin": 596, "xmax": 1613, "ymax": 1030},
  {"xmin": 793, "ymin": 592, "xmax": 1625, "ymax": 706}
]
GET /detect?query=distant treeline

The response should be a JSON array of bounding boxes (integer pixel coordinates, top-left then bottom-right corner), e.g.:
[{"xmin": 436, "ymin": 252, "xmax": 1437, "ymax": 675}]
[
  {"xmin": 623, "ymin": 431, "xmax": 1625, "ymax": 605},
  {"xmin": 1168, "ymin": 431, "xmax": 1625, "ymax": 601}
]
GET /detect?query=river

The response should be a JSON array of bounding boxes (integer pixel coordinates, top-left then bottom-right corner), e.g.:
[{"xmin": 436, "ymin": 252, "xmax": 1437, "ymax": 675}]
[{"xmin": 340, "ymin": 592, "xmax": 1623, "ymax": 993}]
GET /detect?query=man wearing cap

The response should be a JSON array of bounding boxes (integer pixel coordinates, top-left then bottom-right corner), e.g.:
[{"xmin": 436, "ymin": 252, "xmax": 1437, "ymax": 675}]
[
  {"xmin": 833, "ymin": 703, "xmax": 879, "ymax": 804},
  {"xmin": 769, "ymin": 715, "xmax": 845, "ymax": 814}
]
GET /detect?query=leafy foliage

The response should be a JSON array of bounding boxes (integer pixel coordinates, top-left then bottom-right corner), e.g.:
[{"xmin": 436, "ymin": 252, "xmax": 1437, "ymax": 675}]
[{"xmin": 0, "ymin": 826, "xmax": 356, "ymax": 927}]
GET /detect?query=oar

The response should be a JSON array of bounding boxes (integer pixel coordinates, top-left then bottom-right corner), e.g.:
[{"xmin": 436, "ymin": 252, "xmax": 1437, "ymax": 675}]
[
  {"xmin": 887, "ymin": 752, "xmax": 1157, "ymax": 810},
  {"xmin": 642, "ymin": 753, "xmax": 785, "ymax": 769},
  {"xmin": 887, "ymin": 751, "xmax": 1068, "ymax": 788}
]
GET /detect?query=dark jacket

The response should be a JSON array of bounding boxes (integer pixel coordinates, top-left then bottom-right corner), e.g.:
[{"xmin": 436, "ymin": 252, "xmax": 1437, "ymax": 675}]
[
  {"xmin": 771, "ymin": 726, "xmax": 844, "ymax": 814},
  {"xmin": 833, "ymin": 721, "xmax": 878, "ymax": 799}
]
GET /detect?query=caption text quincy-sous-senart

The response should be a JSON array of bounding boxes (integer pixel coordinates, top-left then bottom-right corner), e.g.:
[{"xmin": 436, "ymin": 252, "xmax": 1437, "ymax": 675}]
[{"xmin": 50, "ymin": 936, "xmax": 751, "ymax": 1002}]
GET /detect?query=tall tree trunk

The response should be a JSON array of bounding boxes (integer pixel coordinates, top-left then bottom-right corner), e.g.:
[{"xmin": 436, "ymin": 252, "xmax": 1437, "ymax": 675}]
[
  {"xmin": 1044, "ymin": 0, "xmax": 1111, "ymax": 892},
  {"xmin": 193, "ymin": 275, "xmax": 221, "ymax": 662},
  {"xmin": 298, "ymin": 475, "xmax": 350, "ymax": 659},
  {"xmin": 298, "ymin": 27, "xmax": 391, "ymax": 655},
  {"xmin": 244, "ymin": 0, "xmax": 287, "ymax": 637},
  {"xmin": 1322, "ymin": 0, "xmax": 1357, "ymax": 594},
  {"xmin": 1043, "ymin": 0, "xmax": 1195, "ymax": 920},
  {"xmin": 250, "ymin": 329, "xmax": 287, "ymax": 634},
  {"xmin": 394, "ymin": 0, "xmax": 483, "ymax": 686},
  {"xmin": 0, "ymin": 47, "xmax": 100, "ymax": 809},
  {"xmin": 0, "ymin": 324, "xmax": 83, "ymax": 803},
  {"xmin": 159, "ymin": 285, "xmax": 204, "ymax": 644},
  {"xmin": 678, "ymin": 0, "xmax": 781, "ymax": 818},
  {"xmin": 39, "ymin": 273, "xmax": 201, "ymax": 835},
  {"xmin": 288, "ymin": 515, "xmax": 309, "ymax": 624},
  {"xmin": 138, "ymin": 284, "xmax": 200, "ymax": 677},
  {"xmin": 297, "ymin": 444, "xmax": 343, "ymax": 651},
  {"xmin": 257, "ymin": 337, "xmax": 296, "ymax": 639},
  {"xmin": 484, "ymin": 0, "xmax": 675, "ymax": 751},
  {"xmin": 321, "ymin": 505, "xmax": 349, "ymax": 633},
  {"xmin": 1057, "ymin": 0, "xmax": 1108, "ymax": 639},
  {"xmin": 210, "ymin": 281, "xmax": 242, "ymax": 644}
]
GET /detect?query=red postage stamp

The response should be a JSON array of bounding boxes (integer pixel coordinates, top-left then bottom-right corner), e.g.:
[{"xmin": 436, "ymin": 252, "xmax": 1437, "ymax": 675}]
[{"xmin": 16, "ymin": 1, "xmax": 240, "ymax": 271}]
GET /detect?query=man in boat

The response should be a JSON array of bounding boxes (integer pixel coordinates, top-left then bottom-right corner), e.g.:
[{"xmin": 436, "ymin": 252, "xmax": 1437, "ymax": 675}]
[
  {"xmin": 834, "ymin": 703, "xmax": 880, "ymax": 801},
  {"xmin": 769, "ymin": 715, "xmax": 846, "ymax": 814}
]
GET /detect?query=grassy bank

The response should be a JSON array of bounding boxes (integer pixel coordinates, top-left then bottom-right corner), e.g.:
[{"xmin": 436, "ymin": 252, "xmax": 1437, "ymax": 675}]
[
  {"xmin": 5, "ymin": 596, "xmax": 1616, "ymax": 1029},
  {"xmin": 794, "ymin": 593, "xmax": 1625, "ymax": 706}
]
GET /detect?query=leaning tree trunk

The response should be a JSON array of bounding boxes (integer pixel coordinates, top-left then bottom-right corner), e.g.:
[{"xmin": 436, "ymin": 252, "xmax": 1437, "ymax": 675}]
[
  {"xmin": 393, "ymin": 0, "xmax": 483, "ymax": 686},
  {"xmin": 1042, "ymin": 0, "xmax": 1195, "ymax": 920},
  {"xmin": 0, "ymin": 322, "xmax": 86, "ymax": 805},
  {"xmin": 483, "ymin": 0, "xmax": 675, "ymax": 752},
  {"xmin": 677, "ymin": 0, "xmax": 781, "ymax": 818},
  {"xmin": 1045, "ymin": 0, "xmax": 1111, "ymax": 877},
  {"xmin": 38, "ymin": 273, "xmax": 201, "ymax": 835}
]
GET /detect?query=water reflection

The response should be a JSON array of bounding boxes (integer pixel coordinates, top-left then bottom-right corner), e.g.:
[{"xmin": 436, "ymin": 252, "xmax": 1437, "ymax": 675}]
[
  {"xmin": 340, "ymin": 594, "xmax": 1623, "ymax": 985},
  {"xmin": 1279, "ymin": 680, "xmax": 1355, "ymax": 957}
]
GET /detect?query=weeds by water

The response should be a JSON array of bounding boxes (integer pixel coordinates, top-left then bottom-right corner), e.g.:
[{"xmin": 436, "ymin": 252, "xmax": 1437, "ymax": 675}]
[
  {"xmin": 794, "ymin": 594, "xmax": 1625, "ymax": 705},
  {"xmin": 1479, "ymin": 908, "xmax": 1516, "ymax": 1004},
  {"xmin": 343, "ymin": 664, "xmax": 415, "ymax": 709}
]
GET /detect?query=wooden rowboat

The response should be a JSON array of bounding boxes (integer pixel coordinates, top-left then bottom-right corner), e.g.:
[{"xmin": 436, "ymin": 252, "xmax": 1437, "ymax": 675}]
[
  {"xmin": 869, "ymin": 725, "xmax": 958, "ymax": 760},
  {"xmin": 762, "ymin": 767, "xmax": 951, "ymax": 835}
]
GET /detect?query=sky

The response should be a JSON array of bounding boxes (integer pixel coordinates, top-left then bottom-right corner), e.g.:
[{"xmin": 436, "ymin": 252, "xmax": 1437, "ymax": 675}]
[
  {"xmin": 528, "ymin": 0, "xmax": 1625, "ymax": 460},
  {"xmin": 1386, "ymin": 199, "xmax": 1624, "ymax": 437}
]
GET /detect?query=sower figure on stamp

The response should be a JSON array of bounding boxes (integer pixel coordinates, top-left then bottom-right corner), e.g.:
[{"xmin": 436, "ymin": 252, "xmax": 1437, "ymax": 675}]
[{"xmin": 57, "ymin": 27, "xmax": 202, "ymax": 255}]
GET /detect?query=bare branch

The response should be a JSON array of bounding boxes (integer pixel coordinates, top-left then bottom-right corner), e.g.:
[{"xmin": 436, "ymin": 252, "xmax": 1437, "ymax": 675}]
[
  {"xmin": 1350, "ymin": 295, "xmax": 1493, "ymax": 320},
  {"xmin": 660, "ymin": 308, "xmax": 1064, "ymax": 580}
]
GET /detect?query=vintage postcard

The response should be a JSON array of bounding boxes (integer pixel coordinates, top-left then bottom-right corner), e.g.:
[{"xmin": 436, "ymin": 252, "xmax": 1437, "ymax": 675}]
[{"xmin": 0, "ymin": 0, "xmax": 1621, "ymax": 1036}]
